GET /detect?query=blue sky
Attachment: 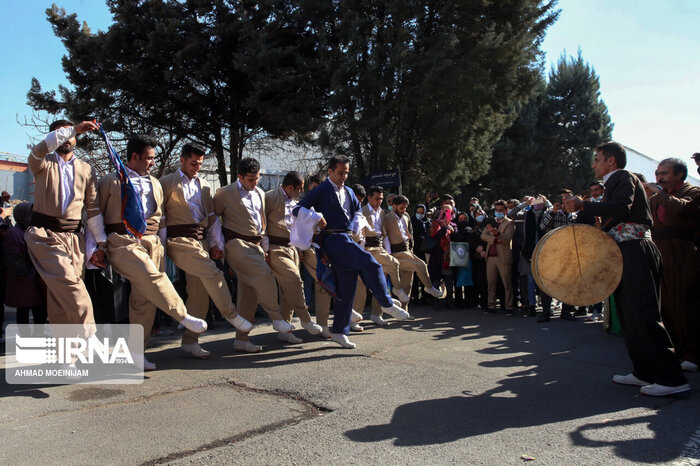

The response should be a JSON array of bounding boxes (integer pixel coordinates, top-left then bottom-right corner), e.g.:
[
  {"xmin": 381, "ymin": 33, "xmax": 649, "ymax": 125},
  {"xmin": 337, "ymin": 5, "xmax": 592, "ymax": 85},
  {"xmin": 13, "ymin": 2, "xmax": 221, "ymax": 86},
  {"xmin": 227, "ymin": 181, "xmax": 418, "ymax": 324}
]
[{"xmin": 2, "ymin": 0, "xmax": 698, "ymax": 170}]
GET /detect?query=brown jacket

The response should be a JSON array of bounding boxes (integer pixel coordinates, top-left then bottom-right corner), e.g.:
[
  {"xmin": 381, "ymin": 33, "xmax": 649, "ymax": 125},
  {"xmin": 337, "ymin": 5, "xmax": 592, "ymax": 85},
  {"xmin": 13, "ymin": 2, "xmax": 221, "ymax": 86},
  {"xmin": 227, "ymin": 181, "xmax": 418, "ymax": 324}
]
[
  {"xmin": 159, "ymin": 171, "xmax": 215, "ymax": 229},
  {"xmin": 480, "ymin": 217, "xmax": 514, "ymax": 264},
  {"xmin": 649, "ymin": 182, "xmax": 700, "ymax": 242},
  {"xmin": 265, "ymin": 187, "xmax": 290, "ymax": 240},
  {"xmin": 28, "ymin": 140, "xmax": 99, "ymax": 220},
  {"xmin": 98, "ymin": 171, "xmax": 163, "ymax": 232},
  {"xmin": 214, "ymin": 183, "xmax": 266, "ymax": 236}
]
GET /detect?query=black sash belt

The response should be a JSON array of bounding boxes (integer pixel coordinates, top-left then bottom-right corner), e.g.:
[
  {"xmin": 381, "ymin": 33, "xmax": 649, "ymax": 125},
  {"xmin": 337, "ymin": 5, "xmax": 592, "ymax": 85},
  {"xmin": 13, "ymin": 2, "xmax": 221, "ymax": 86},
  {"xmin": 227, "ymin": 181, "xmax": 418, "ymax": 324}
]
[
  {"xmin": 106, "ymin": 218, "xmax": 159, "ymax": 236},
  {"xmin": 223, "ymin": 228, "xmax": 262, "ymax": 244},
  {"xmin": 391, "ymin": 241, "xmax": 409, "ymax": 253},
  {"xmin": 268, "ymin": 235, "xmax": 290, "ymax": 246},
  {"xmin": 29, "ymin": 212, "xmax": 81, "ymax": 233},
  {"xmin": 365, "ymin": 236, "xmax": 382, "ymax": 248},
  {"xmin": 167, "ymin": 224, "xmax": 207, "ymax": 240}
]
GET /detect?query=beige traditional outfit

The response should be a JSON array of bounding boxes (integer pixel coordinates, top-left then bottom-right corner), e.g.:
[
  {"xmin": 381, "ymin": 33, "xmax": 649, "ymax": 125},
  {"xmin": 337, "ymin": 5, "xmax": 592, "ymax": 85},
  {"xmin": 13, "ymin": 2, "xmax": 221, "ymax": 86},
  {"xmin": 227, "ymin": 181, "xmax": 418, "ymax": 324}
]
[
  {"xmin": 25, "ymin": 126, "xmax": 106, "ymax": 327},
  {"xmin": 300, "ymin": 248, "xmax": 333, "ymax": 327},
  {"xmin": 353, "ymin": 203, "xmax": 402, "ymax": 317},
  {"xmin": 99, "ymin": 168, "xmax": 187, "ymax": 347},
  {"xmin": 384, "ymin": 210, "xmax": 434, "ymax": 310},
  {"xmin": 214, "ymin": 181, "xmax": 285, "ymax": 342},
  {"xmin": 161, "ymin": 170, "xmax": 245, "ymax": 346},
  {"xmin": 265, "ymin": 187, "xmax": 316, "ymax": 326}
]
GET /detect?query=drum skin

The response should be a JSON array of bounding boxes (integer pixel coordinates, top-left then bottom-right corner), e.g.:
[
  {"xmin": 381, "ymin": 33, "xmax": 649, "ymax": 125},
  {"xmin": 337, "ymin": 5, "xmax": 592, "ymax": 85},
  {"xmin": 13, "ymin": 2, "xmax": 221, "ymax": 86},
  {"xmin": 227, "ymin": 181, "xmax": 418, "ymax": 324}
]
[{"xmin": 531, "ymin": 224, "xmax": 622, "ymax": 307}]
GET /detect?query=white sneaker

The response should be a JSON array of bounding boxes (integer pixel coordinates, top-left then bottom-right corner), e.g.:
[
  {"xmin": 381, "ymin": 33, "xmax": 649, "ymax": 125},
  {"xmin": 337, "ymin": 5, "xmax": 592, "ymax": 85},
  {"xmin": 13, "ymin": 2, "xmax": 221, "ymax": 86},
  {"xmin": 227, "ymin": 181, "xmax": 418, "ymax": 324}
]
[
  {"xmin": 181, "ymin": 343, "xmax": 211, "ymax": 359},
  {"xmin": 381, "ymin": 303, "xmax": 410, "ymax": 320},
  {"xmin": 330, "ymin": 333, "xmax": 356, "ymax": 349},
  {"xmin": 278, "ymin": 331, "xmax": 303, "ymax": 344},
  {"xmin": 681, "ymin": 361, "xmax": 698, "ymax": 372},
  {"xmin": 233, "ymin": 339, "xmax": 263, "ymax": 353},
  {"xmin": 227, "ymin": 315, "xmax": 253, "ymax": 333},
  {"xmin": 133, "ymin": 353, "xmax": 157, "ymax": 371},
  {"xmin": 350, "ymin": 322, "xmax": 364, "ymax": 332},
  {"xmin": 181, "ymin": 315, "xmax": 208, "ymax": 334},
  {"xmin": 272, "ymin": 319, "xmax": 294, "ymax": 333},
  {"xmin": 393, "ymin": 288, "xmax": 410, "ymax": 303},
  {"xmin": 320, "ymin": 326, "xmax": 332, "ymax": 338},
  {"xmin": 640, "ymin": 383, "xmax": 691, "ymax": 397},
  {"xmin": 425, "ymin": 286, "xmax": 446, "ymax": 298},
  {"xmin": 351, "ymin": 309, "xmax": 363, "ymax": 322},
  {"xmin": 612, "ymin": 373, "xmax": 650, "ymax": 386},
  {"xmin": 370, "ymin": 314, "xmax": 388, "ymax": 326},
  {"xmin": 301, "ymin": 320, "xmax": 323, "ymax": 336}
]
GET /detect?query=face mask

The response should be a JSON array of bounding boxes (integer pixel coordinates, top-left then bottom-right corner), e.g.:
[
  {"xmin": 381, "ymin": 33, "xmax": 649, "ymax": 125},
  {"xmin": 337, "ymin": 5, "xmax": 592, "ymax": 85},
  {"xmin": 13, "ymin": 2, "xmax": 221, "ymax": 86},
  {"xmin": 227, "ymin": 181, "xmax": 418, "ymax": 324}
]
[
  {"xmin": 592, "ymin": 196, "xmax": 603, "ymax": 202},
  {"xmin": 388, "ymin": 206, "xmax": 394, "ymax": 212},
  {"xmin": 457, "ymin": 220, "xmax": 469, "ymax": 230},
  {"xmin": 495, "ymin": 212, "xmax": 505, "ymax": 220},
  {"xmin": 415, "ymin": 213, "xmax": 425, "ymax": 220},
  {"xmin": 475, "ymin": 215, "xmax": 484, "ymax": 223}
]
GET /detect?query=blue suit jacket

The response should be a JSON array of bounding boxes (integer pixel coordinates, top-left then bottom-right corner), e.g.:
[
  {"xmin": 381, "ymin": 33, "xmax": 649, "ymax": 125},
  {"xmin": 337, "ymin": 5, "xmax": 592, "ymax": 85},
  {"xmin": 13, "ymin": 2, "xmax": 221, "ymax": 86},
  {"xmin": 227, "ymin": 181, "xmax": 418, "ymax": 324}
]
[{"xmin": 294, "ymin": 179, "xmax": 360, "ymax": 230}]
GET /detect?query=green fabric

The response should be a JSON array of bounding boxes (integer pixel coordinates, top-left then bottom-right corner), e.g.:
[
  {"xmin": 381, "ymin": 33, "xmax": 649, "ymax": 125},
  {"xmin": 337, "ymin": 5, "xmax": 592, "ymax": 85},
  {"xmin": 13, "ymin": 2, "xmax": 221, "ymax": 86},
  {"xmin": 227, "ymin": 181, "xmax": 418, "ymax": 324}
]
[{"xmin": 609, "ymin": 294, "xmax": 623, "ymax": 336}]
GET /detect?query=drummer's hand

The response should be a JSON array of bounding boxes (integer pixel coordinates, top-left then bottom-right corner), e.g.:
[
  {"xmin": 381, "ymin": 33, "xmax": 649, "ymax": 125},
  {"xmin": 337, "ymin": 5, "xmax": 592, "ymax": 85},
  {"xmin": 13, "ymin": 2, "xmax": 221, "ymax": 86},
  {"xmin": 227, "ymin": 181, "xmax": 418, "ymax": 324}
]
[
  {"xmin": 74, "ymin": 121, "xmax": 99, "ymax": 134},
  {"xmin": 563, "ymin": 197, "xmax": 583, "ymax": 213},
  {"xmin": 644, "ymin": 182, "xmax": 661, "ymax": 194},
  {"xmin": 317, "ymin": 217, "xmax": 327, "ymax": 230}
]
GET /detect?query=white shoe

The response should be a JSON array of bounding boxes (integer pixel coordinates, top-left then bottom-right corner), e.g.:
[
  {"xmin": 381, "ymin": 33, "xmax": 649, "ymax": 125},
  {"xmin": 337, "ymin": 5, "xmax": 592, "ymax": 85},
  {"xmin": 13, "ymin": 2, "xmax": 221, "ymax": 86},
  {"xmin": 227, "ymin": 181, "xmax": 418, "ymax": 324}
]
[
  {"xmin": 320, "ymin": 326, "xmax": 332, "ymax": 338},
  {"xmin": 181, "ymin": 343, "xmax": 211, "ymax": 359},
  {"xmin": 350, "ymin": 322, "xmax": 364, "ymax": 332},
  {"xmin": 233, "ymin": 339, "xmax": 263, "ymax": 353},
  {"xmin": 330, "ymin": 333, "xmax": 356, "ymax": 349},
  {"xmin": 370, "ymin": 314, "xmax": 388, "ymax": 326},
  {"xmin": 278, "ymin": 331, "xmax": 303, "ymax": 344},
  {"xmin": 227, "ymin": 315, "xmax": 253, "ymax": 333},
  {"xmin": 351, "ymin": 309, "xmax": 363, "ymax": 323},
  {"xmin": 393, "ymin": 288, "xmax": 411, "ymax": 303},
  {"xmin": 640, "ymin": 383, "xmax": 691, "ymax": 397},
  {"xmin": 612, "ymin": 373, "xmax": 650, "ymax": 386},
  {"xmin": 681, "ymin": 361, "xmax": 698, "ymax": 372},
  {"xmin": 425, "ymin": 286, "xmax": 446, "ymax": 298},
  {"xmin": 133, "ymin": 353, "xmax": 157, "ymax": 371},
  {"xmin": 381, "ymin": 303, "xmax": 410, "ymax": 320},
  {"xmin": 272, "ymin": 319, "xmax": 294, "ymax": 333},
  {"xmin": 181, "ymin": 315, "xmax": 208, "ymax": 334},
  {"xmin": 301, "ymin": 320, "xmax": 323, "ymax": 335}
]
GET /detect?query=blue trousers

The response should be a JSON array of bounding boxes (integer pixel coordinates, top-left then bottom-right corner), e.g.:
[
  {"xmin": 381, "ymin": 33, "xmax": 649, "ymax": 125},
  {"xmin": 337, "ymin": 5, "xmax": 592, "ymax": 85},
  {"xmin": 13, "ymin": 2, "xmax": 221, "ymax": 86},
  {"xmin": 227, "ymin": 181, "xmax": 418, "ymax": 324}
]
[{"xmin": 322, "ymin": 233, "xmax": 393, "ymax": 334}]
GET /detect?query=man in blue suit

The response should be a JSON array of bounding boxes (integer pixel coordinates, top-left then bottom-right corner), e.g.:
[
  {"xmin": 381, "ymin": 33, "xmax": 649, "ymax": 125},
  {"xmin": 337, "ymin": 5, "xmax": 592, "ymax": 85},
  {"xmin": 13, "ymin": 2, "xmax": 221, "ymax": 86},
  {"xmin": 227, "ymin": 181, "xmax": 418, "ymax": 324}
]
[{"xmin": 293, "ymin": 155, "xmax": 408, "ymax": 348}]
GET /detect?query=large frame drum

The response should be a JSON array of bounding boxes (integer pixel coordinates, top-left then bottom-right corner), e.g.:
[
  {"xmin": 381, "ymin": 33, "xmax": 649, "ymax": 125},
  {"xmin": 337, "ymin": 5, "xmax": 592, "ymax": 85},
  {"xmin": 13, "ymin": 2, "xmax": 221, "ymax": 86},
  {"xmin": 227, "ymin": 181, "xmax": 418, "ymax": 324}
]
[{"xmin": 531, "ymin": 224, "xmax": 622, "ymax": 307}]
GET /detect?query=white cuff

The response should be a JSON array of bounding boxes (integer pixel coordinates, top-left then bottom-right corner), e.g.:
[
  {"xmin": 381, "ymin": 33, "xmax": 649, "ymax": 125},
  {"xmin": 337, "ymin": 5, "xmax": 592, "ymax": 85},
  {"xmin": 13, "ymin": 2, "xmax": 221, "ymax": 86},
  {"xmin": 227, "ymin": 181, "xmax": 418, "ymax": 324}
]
[
  {"xmin": 45, "ymin": 126, "xmax": 76, "ymax": 154},
  {"xmin": 86, "ymin": 213, "xmax": 107, "ymax": 244}
]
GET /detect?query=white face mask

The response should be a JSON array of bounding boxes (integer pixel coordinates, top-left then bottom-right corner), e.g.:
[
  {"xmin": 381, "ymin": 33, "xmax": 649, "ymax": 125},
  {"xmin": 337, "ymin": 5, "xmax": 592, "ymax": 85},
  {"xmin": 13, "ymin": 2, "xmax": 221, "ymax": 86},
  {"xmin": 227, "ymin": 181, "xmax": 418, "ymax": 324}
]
[
  {"xmin": 592, "ymin": 196, "xmax": 603, "ymax": 202},
  {"xmin": 415, "ymin": 213, "xmax": 425, "ymax": 220},
  {"xmin": 475, "ymin": 215, "xmax": 484, "ymax": 223}
]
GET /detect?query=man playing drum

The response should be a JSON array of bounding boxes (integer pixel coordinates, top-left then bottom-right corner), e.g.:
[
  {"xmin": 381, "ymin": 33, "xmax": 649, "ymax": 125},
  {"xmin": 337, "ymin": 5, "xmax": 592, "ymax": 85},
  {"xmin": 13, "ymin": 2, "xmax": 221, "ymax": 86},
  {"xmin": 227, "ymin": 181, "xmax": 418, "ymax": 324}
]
[{"xmin": 564, "ymin": 142, "xmax": 689, "ymax": 397}]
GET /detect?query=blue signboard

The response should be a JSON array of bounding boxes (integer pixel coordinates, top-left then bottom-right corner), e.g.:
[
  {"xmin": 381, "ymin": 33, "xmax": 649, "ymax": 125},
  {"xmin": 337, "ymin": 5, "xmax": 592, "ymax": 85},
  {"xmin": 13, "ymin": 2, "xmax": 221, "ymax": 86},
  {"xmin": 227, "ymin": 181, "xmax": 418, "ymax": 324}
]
[{"xmin": 363, "ymin": 169, "xmax": 401, "ymax": 188}]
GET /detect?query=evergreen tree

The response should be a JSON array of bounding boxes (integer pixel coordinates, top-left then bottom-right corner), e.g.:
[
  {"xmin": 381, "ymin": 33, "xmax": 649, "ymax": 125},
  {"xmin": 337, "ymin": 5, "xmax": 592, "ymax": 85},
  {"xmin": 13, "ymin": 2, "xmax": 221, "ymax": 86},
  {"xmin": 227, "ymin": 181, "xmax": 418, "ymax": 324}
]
[
  {"xmin": 317, "ymin": 0, "xmax": 559, "ymax": 201},
  {"xmin": 537, "ymin": 51, "xmax": 613, "ymax": 195}
]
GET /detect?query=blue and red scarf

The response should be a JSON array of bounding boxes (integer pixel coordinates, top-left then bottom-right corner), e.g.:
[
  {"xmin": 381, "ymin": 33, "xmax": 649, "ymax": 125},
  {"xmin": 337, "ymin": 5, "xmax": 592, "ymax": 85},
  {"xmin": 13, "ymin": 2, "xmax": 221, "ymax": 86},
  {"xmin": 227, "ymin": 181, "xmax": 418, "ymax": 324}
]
[{"xmin": 95, "ymin": 122, "xmax": 147, "ymax": 239}]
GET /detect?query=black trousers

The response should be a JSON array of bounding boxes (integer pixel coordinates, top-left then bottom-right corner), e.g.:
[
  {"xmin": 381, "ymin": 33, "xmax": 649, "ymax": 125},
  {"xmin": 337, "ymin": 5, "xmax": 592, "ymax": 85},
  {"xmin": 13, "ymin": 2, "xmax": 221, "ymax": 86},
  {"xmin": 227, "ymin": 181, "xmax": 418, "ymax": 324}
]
[{"xmin": 616, "ymin": 239, "xmax": 686, "ymax": 386}]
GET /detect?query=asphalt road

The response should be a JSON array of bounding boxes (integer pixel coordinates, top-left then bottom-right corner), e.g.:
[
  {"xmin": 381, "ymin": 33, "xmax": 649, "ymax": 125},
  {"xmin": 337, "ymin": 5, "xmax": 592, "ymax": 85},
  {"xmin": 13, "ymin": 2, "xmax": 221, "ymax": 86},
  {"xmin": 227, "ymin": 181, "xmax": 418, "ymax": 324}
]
[{"xmin": 1, "ymin": 305, "xmax": 699, "ymax": 465}]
